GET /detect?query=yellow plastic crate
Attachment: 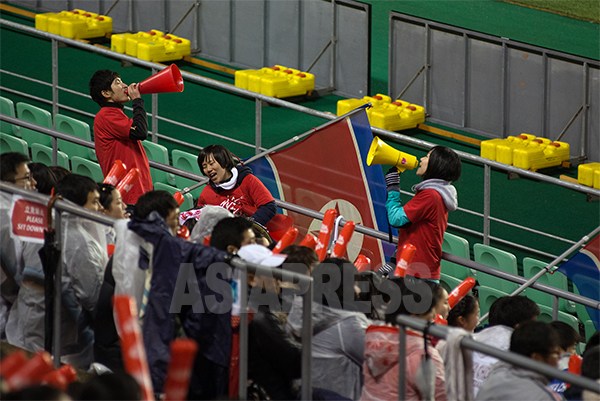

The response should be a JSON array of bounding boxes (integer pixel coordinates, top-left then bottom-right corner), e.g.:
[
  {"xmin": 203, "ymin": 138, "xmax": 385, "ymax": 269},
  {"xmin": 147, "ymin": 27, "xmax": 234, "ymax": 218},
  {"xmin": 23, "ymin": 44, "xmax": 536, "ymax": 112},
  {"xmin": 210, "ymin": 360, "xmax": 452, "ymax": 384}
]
[
  {"xmin": 530, "ymin": 141, "xmax": 570, "ymax": 171},
  {"xmin": 496, "ymin": 133, "xmax": 537, "ymax": 165},
  {"xmin": 35, "ymin": 9, "xmax": 112, "ymax": 39},
  {"xmin": 336, "ymin": 94, "xmax": 392, "ymax": 116},
  {"xmin": 235, "ymin": 65, "xmax": 315, "ymax": 98},
  {"xmin": 125, "ymin": 30, "xmax": 164, "ymax": 57},
  {"xmin": 595, "ymin": 169, "xmax": 600, "ymax": 189},
  {"xmin": 512, "ymin": 137, "xmax": 552, "ymax": 170},
  {"xmin": 136, "ymin": 33, "xmax": 191, "ymax": 62},
  {"xmin": 368, "ymin": 100, "xmax": 425, "ymax": 131},
  {"xmin": 578, "ymin": 162, "xmax": 600, "ymax": 187},
  {"xmin": 480, "ymin": 138, "xmax": 506, "ymax": 161}
]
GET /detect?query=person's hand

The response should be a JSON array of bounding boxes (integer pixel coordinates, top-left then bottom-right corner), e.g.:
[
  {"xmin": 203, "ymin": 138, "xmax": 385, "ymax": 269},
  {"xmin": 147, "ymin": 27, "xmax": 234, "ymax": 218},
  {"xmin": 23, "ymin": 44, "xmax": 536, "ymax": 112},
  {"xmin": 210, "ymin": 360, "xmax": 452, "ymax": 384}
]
[
  {"xmin": 385, "ymin": 167, "xmax": 400, "ymax": 192},
  {"xmin": 127, "ymin": 83, "xmax": 141, "ymax": 100}
]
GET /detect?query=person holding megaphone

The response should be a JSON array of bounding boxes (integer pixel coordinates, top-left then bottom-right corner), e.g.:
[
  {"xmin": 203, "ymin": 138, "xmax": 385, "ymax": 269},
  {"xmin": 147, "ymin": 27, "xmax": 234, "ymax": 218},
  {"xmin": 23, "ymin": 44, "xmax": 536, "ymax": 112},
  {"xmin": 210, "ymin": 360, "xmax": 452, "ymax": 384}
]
[
  {"xmin": 89, "ymin": 69, "xmax": 154, "ymax": 206},
  {"xmin": 380, "ymin": 142, "xmax": 461, "ymax": 282}
]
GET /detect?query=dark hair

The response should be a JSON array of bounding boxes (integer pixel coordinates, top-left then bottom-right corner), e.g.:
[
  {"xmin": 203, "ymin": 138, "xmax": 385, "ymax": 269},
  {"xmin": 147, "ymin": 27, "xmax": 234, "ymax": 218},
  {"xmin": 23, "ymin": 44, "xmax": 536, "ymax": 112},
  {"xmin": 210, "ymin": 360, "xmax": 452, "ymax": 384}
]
[
  {"xmin": 73, "ymin": 372, "xmax": 142, "ymax": 400},
  {"xmin": 197, "ymin": 144, "xmax": 240, "ymax": 175},
  {"xmin": 28, "ymin": 163, "xmax": 57, "ymax": 195},
  {"xmin": 210, "ymin": 217, "xmax": 254, "ymax": 251},
  {"xmin": 356, "ymin": 270, "xmax": 386, "ymax": 320},
  {"xmin": 510, "ymin": 321, "xmax": 559, "ymax": 358},
  {"xmin": 585, "ymin": 331, "xmax": 600, "ymax": 354},
  {"xmin": 550, "ymin": 321, "xmax": 581, "ymax": 350},
  {"xmin": 0, "ymin": 152, "xmax": 30, "ymax": 182},
  {"xmin": 55, "ymin": 173, "xmax": 98, "ymax": 206},
  {"xmin": 581, "ymin": 345, "xmax": 600, "ymax": 380},
  {"xmin": 384, "ymin": 277, "xmax": 443, "ymax": 324},
  {"xmin": 98, "ymin": 183, "xmax": 117, "ymax": 210},
  {"xmin": 312, "ymin": 258, "xmax": 358, "ymax": 310},
  {"xmin": 49, "ymin": 165, "xmax": 71, "ymax": 182},
  {"xmin": 89, "ymin": 69, "xmax": 120, "ymax": 105},
  {"xmin": 422, "ymin": 146, "xmax": 462, "ymax": 182},
  {"xmin": 281, "ymin": 245, "xmax": 318, "ymax": 274},
  {"xmin": 3, "ymin": 384, "xmax": 67, "ymax": 400},
  {"xmin": 133, "ymin": 190, "xmax": 178, "ymax": 220},
  {"xmin": 447, "ymin": 293, "xmax": 478, "ymax": 327},
  {"xmin": 488, "ymin": 295, "xmax": 540, "ymax": 328}
]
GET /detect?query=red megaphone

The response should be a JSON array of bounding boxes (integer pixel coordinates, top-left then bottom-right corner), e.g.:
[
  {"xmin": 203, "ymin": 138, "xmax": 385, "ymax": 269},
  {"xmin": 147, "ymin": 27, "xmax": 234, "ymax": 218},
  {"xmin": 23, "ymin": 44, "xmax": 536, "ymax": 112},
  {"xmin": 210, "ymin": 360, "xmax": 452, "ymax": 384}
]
[{"xmin": 138, "ymin": 64, "xmax": 184, "ymax": 94}]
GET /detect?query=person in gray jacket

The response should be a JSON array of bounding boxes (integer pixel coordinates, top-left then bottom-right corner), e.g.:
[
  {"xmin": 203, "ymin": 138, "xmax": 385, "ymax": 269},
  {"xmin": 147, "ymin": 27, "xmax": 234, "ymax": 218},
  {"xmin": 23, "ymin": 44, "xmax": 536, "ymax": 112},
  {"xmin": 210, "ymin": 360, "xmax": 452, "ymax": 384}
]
[
  {"xmin": 287, "ymin": 258, "xmax": 370, "ymax": 400},
  {"xmin": 476, "ymin": 321, "xmax": 563, "ymax": 401}
]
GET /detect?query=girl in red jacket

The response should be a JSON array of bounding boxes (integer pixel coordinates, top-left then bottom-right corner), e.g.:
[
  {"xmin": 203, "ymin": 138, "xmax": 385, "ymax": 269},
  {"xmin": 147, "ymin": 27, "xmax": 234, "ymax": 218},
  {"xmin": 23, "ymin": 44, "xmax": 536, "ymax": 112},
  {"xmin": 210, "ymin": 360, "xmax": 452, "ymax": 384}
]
[{"xmin": 196, "ymin": 145, "xmax": 276, "ymax": 226}]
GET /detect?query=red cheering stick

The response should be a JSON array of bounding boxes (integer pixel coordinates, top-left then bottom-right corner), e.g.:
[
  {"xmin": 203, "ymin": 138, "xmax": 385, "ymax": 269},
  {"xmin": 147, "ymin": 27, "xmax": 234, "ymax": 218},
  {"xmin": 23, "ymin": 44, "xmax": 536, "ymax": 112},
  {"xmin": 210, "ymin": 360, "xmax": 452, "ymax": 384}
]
[
  {"xmin": 448, "ymin": 277, "xmax": 477, "ymax": 309},
  {"xmin": 113, "ymin": 295, "xmax": 155, "ymax": 400},
  {"xmin": 434, "ymin": 314, "xmax": 448, "ymax": 326},
  {"xmin": 394, "ymin": 243, "xmax": 416, "ymax": 277},
  {"xmin": 273, "ymin": 227, "xmax": 299, "ymax": 254},
  {"xmin": 298, "ymin": 233, "xmax": 317, "ymax": 250},
  {"xmin": 177, "ymin": 225, "xmax": 190, "ymax": 240},
  {"xmin": 103, "ymin": 160, "xmax": 127, "ymax": 185},
  {"xmin": 5, "ymin": 351, "xmax": 53, "ymax": 391},
  {"xmin": 315, "ymin": 209, "xmax": 338, "ymax": 261},
  {"xmin": 173, "ymin": 191, "xmax": 185, "ymax": 206},
  {"xmin": 0, "ymin": 350, "xmax": 28, "ymax": 380},
  {"xmin": 41, "ymin": 363, "xmax": 77, "ymax": 391},
  {"xmin": 164, "ymin": 339, "xmax": 199, "ymax": 401},
  {"xmin": 116, "ymin": 168, "xmax": 140, "ymax": 196},
  {"xmin": 354, "ymin": 254, "xmax": 371, "ymax": 272},
  {"xmin": 331, "ymin": 221, "xmax": 356, "ymax": 258},
  {"xmin": 568, "ymin": 353, "xmax": 582, "ymax": 376}
]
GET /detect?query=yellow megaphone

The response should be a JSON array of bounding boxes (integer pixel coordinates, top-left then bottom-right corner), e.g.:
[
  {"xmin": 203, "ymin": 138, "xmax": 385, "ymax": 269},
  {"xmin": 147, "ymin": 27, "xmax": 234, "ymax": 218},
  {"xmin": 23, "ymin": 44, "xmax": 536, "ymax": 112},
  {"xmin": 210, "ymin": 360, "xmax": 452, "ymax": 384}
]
[{"xmin": 366, "ymin": 136, "xmax": 419, "ymax": 172}]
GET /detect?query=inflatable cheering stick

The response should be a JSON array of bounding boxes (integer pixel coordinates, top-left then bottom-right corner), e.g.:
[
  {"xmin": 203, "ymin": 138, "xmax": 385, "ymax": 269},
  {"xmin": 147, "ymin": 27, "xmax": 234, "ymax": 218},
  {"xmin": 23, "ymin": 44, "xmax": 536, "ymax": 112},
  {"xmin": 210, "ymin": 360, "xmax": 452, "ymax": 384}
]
[
  {"xmin": 315, "ymin": 209, "xmax": 338, "ymax": 261},
  {"xmin": 0, "ymin": 350, "xmax": 28, "ymax": 381},
  {"xmin": 273, "ymin": 227, "xmax": 299, "ymax": 254},
  {"xmin": 298, "ymin": 233, "xmax": 318, "ymax": 250},
  {"xmin": 394, "ymin": 243, "xmax": 416, "ymax": 277},
  {"xmin": 116, "ymin": 168, "xmax": 140, "ymax": 196},
  {"xmin": 163, "ymin": 339, "xmax": 199, "ymax": 401},
  {"xmin": 448, "ymin": 277, "xmax": 477, "ymax": 309},
  {"xmin": 103, "ymin": 160, "xmax": 127, "ymax": 186},
  {"xmin": 113, "ymin": 295, "xmax": 155, "ymax": 400},
  {"xmin": 5, "ymin": 351, "xmax": 53, "ymax": 391},
  {"xmin": 354, "ymin": 254, "xmax": 372, "ymax": 272},
  {"xmin": 331, "ymin": 221, "xmax": 356, "ymax": 258}
]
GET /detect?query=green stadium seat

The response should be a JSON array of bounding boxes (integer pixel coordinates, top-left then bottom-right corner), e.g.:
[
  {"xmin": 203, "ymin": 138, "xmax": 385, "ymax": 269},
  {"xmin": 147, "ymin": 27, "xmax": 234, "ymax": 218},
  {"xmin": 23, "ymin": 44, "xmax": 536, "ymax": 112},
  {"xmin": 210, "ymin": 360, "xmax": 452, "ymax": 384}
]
[
  {"xmin": 478, "ymin": 285, "xmax": 509, "ymax": 318},
  {"xmin": 0, "ymin": 96, "xmax": 17, "ymax": 136},
  {"xmin": 55, "ymin": 114, "xmax": 95, "ymax": 160},
  {"xmin": 0, "ymin": 132, "xmax": 29, "ymax": 155},
  {"xmin": 440, "ymin": 273, "xmax": 464, "ymax": 294},
  {"xmin": 71, "ymin": 156, "xmax": 104, "ymax": 183},
  {"xmin": 537, "ymin": 304, "xmax": 581, "ymax": 334},
  {"xmin": 142, "ymin": 140, "xmax": 176, "ymax": 186},
  {"xmin": 473, "ymin": 243, "xmax": 518, "ymax": 293},
  {"xmin": 16, "ymin": 102, "xmax": 52, "ymax": 146},
  {"xmin": 30, "ymin": 143, "xmax": 69, "ymax": 169},
  {"xmin": 572, "ymin": 285, "xmax": 597, "ymax": 340},
  {"xmin": 441, "ymin": 232, "xmax": 474, "ymax": 279},
  {"xmin": 583, "ymin": 320, "xmax": 597, "ymax": 342},
  {"xmin": 171, "ymin": 149, "xmax": 203, "ymax": 199},
  {"xmin": 522, "ymin": 257, "xmax": 575, "ymax": 314},
  {"xmin": 154, "ymin": 182, "xmax": 194, "ymax": 211}
]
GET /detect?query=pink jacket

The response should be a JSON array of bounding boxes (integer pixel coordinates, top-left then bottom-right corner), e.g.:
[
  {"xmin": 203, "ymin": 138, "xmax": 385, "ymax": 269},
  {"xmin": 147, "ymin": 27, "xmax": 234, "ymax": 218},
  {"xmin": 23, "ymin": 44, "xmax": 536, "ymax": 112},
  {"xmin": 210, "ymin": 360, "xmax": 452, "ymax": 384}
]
[{"xmin": 360, "ymin": 325, "xmax": 447, "ymax": 401}]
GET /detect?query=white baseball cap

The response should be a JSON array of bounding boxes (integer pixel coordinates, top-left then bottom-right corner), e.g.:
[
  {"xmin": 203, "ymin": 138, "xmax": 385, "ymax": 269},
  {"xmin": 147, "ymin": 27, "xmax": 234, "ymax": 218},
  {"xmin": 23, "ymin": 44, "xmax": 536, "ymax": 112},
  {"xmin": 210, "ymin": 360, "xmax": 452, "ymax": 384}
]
[{"xmin": 238, "ymin": 244, "xmax": 287, "ymax": 268}]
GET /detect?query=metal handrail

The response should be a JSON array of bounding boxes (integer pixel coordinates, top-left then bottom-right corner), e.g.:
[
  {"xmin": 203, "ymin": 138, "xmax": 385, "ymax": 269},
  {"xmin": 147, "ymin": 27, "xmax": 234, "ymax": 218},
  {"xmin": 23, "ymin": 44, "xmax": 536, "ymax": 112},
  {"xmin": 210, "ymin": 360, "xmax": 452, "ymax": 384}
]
[{"xmin": 396, "ymin": 315, "xmax": 600, "ymax": 395}]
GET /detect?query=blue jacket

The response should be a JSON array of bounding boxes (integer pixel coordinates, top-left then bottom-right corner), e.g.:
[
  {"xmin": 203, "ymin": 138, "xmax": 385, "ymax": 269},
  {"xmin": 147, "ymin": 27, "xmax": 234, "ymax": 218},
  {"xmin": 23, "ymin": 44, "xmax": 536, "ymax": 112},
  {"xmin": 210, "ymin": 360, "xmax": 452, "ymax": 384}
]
[{"xmin": 128, "ymin": 213, "xmax": 232, "ymax": 394}]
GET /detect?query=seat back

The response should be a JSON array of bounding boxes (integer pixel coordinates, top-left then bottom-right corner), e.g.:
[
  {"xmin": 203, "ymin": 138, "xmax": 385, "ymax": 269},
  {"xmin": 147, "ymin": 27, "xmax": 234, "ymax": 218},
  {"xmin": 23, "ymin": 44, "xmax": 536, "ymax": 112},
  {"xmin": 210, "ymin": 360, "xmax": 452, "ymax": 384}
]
[
  {"xmin": 440, "ymin": 273, "xmax": 463, "ymax": 294},
  {"xmin": 441, "ymin": 232, "xmax": 473, "ymax": 279},
  {"xmin": 16, "ymin": 102, "xmax": 52, "ymax": 146},
  {"xmin": 154, "ymin": 182, "xmax": 194, "ymax": 211},
  {"xmin": 478, "ymin": 285, "xmax": 509, "ymax": 318},
  {"xmin": 71, "ymin": 156, "xmax": 104, "ymax": 182},
  {"xmin": 30, "ymin": 143, "xmax": 69, "ymax": 169},
  {"xmin": 537, "ymin": 304, "xmax": 581, "ymax": 334},
  {"xmin": 0, "ymin": 96, "xmax": 17, "ymax": 136},
  {"xmin": 55, "ymin": 114, "xmax": 94, "ymax": 159},
  {"xmin": 142, "ymin": 140, "xmax": 176, "ymax": 185},
  {"xmin": 171, "ymin": 149, "xmax": 202, "ymax": 199},
  {"xmin": 0, "ymin": 132, "xmax": 29, "ymax": 155},
  {"xmin": 522, "ymin": 257, "xmax": 575, "ymax": 314},
  {"xmin": 473, "ymin": 243, "xmax": 518, "ymax": 293}
]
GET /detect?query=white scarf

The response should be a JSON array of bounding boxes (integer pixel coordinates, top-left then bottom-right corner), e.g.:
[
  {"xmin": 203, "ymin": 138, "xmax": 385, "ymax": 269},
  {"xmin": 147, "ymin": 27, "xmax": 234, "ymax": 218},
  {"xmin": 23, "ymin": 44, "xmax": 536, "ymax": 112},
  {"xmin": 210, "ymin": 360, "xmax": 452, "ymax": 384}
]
[{"xmin": 216, "ymin": 167, "xmax": 238, "ymax": 190}]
